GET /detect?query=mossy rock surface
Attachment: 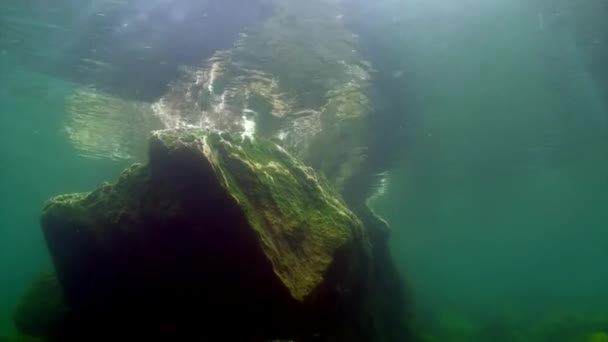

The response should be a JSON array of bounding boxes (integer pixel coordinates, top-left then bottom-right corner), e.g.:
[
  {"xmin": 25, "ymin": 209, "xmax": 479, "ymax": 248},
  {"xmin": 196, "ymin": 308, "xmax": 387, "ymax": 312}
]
[
  {"xmin": 150, "ymin": 129, "xmax": 369, "ymax": 301},
  {"xmin": 39, "ymin": 128, "xmax": 370, "ymax": 340}
]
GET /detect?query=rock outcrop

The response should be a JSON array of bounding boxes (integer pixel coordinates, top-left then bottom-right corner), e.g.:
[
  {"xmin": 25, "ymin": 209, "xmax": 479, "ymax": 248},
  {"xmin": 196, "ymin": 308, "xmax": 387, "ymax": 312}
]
[
  {"xmin": 12, "ymin": 274, "xmax": 66, "ymax": 340},
  {"xmin": 14, "ymin": 1, "xmax": 411, "ymax": 341},
  {"xmin": 25, "ymin": 129, "xmax": 375, "ymax": 341}
]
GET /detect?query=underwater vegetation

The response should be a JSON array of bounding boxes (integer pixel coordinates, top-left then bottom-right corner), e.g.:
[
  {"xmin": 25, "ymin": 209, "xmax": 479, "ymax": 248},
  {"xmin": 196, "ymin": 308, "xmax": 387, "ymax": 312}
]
[{"xmin": 409, "ymin": 308, "xmax": 608, "ymax": 342}]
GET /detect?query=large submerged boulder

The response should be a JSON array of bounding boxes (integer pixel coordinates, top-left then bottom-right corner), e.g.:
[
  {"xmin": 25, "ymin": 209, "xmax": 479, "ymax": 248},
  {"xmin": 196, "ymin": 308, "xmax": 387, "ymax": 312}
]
[
  {"xmin": 34, "ymin": 129, "xmax": 373, "ymax": 340},
  {"xmin": 16, "ymin": 3, "xmax": 410, "ymax": 340}
]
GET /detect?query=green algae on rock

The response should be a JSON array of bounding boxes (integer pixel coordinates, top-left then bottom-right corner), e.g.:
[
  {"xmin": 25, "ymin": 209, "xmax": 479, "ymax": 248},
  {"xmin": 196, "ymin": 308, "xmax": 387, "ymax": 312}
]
[
  {"xmin": 37, "ymin": 128, "xmax": 371, "ymax": 340},
  {"xmin": 151, "ymin": 129, "xmax": 370, "ymax": 301}
]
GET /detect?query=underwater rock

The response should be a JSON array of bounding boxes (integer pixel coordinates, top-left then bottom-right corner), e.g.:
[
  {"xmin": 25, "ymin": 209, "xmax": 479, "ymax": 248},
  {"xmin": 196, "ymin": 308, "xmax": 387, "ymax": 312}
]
[
  {"xmin": 38, "ymin": 129, "xmax": 373, "ymax": 340},
  {"xmin": 13, "ymin": 274, "xmax": 67, "ymax": 340}
]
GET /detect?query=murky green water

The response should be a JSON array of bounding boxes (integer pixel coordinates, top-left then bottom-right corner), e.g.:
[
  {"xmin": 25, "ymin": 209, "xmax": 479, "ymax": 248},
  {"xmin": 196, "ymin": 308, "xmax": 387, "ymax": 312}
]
[
  {"xmin": 365, "ymin": 0, "xmax": 608, "ymax": 339},
  {"xmin": 1, "ymin": 0, "xmax": 607, "ymax": 340},
  {"xmin": 0, "ymin": 58, "xmax": 130, "ymax": 335}
]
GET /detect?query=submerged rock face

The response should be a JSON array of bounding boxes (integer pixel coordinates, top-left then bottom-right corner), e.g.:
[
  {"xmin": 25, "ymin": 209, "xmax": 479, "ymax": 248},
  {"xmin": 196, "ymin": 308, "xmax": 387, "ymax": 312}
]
[
  {"xmin": 15, "ymin": 1, "xmax": 410, "ymax": 340},
  {"xmin": 13, "ymin": 274, "xmax": 67, "ymax": 340},
  {"xmin": 37, "ymin": 129, "xmax": 371, "ymax": 340}
]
